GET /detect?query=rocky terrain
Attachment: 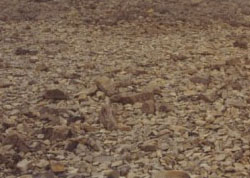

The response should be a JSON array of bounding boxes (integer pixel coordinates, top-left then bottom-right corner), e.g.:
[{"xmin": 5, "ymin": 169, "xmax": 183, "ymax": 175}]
[{"xmin": 0, "ymin": 0, "xmax": 250, "ymax": 178}]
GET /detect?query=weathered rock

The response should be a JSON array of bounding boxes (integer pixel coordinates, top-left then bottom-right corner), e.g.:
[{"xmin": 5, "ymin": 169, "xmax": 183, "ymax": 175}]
[
  {"xmin": 247, "ymin": 97, "xmax": 250, "ymax": 104},
  {"xmin": 110, "ymin": 92, "xmax": 154, "ymax": 104},
  {"xmin": 16, "ymin": 159, "xmax": 32, "ymax": 172},
  {"xmin": 36, "ymin": 63, "xmax": 49, "ymax": 72},
  {"xmin": 226, "ymin": 98, "xmax": 247, "ymax": 108},
  {"xmin": 143, "ymin": 78, "xmax": 165, "ymax": 94},
  {"xmin": 233, "ymin": 39, "xmax": 248, "ymax": 49},
  {"xmin": 0, "ymin": 79, "xmax": 12, "ymax": 88},
  {"xmin": 36, "ymin": 159, "xmax": 50, "ymax": 168},
  {"xmin": 43, "ymin": 125, "xmax": 71, "ymax": 141},
  {"xmin": 105, "ymin": 170, "xmax": 120, "ymax": 178},
  {"xmin": 118, "ymin": 165, "xmax": 131, "ymax": 176},
  {"xmin": 95, "ymin": 76, "xmax": 116, "ymax": 96},
  {"xmin": 99, "ymin": 105, "xmax": 117, "ymax": 131},
  {"xmin": 141, "ymin": 100, "xmax": 155, "ymax": 114},
  {"xmin": 190, "ymin": 76, "xmax": 210, "ymax": 85},
  {"xmin": 153, "ymin": 170, "xmax": 190, "ymax": 178},
  {"xmin": 76, "ymin": 85, "xmax": 98, "ymax": 101},
  {"xmin": 50, "ymin": 162, "xmax": 65, "ymax": 173},
  {"xmin": 3, "ymin": 133, "xmax": 29, "ymax": 152},
  {"xmin": 158, "ymin": 102, "xmax": 172, "ymax": 113},
  {"xmin": 19, "ymin": 175, "xmax": 32, "ymax": 178},
  {"xmin": 139, "ymin": 140, "xmax": 158, "ymax": 152},
  {"xmin": 33, "ymin": 172, "xmax": 55, "ymax": 178},
  {"xmin": 15, "ymin": 47, "xmax": 38, "ymax": 55},
  {"xmin": 43, "ymin": 89, "xmax": 68, "ymax": 100},
  {"xmin": 65, "ymin": 140, "xmax": 79, "ymax": 152}
]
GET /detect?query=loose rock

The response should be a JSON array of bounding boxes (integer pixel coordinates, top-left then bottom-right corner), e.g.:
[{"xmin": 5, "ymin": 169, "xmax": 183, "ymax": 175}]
[
  {"xmin": 110, "ymin": 92, "xmax": 154, "ymax": 104},
  {"xmin": 95, "ymin": 76, "xmax": 116, "ymax": 96},
  {"xmin": 99, "ymin": 105, "xmax": 117, "ymax": 131},
  {"xmin": 43, "ymin": 89, "xmax": 68, "ymax": 100},
  {"xmin": 50, "ymin": 162, "xmax": 65, "ymax": 173},
  {"xmin": 141, "ymin": 100, "xmax": 155, "ymax": 114},
  {"xmin": 153, "ymin": 170, "xmax": 191, "ymax": 178}
]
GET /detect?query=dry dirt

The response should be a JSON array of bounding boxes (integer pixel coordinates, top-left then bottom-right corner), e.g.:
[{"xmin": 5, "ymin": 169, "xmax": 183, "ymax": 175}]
[{"xmin": 0, "ymin": 0, "xmax": 250, "ymax": 178}]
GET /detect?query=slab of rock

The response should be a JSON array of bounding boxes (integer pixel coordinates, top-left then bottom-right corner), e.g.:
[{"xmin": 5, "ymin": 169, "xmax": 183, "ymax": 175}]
[
  {"xmin": 3, "ymin": 133, "xmax": 29, "ymax": 152},
  {"xmin": 0, "ymin": 79, "xmax": 12, "ymax": 88},
  {"xmin": 16, "ymin": 159, "xmax": 32, "ymax": 172},
  {"xmin": 15, "ymin": 47, "xmax": 38, "ymax": 55},
  {"xmin": 76, "ymin": 85, "xmax": 98, "ymax": 100},
  {"xmin": 143, "ymin": 78, "xmax": 165, "ymax": 94},
  {"xmin": 158, "ymin": 102, "xmax": 173, "ymax": 113},
  {"xmin": 139, "ymin": 140, "xmax": 158, "ymax": 152},
  {"xmin": 36, "ymin": 63, "xmax": 49, "ymax": 72},
  {"xmin": 50, "ymin": 162, "xmax": 65, "ymax": 173},
  {"xmin": 153, "ymin": 170, "xmax": 190, "ymax": 178},
  {"xmin": 233, "ymin": 39, "xmax": 248, "ymax": 49},
  {"xmin": 141, "ymin": 100, "xmax": 155, "ymax": 114},
  {"xmin": 36, "ymin": 159, "xmax": 50, "ymax": 168},
  {"xmin": 19, "ymin": 175, "xmax": 32, "ymax": 178},
  {"xmin": 43, "ymin": 89, "xmax": 68, "ymax": 100},
  {"xmin": 104, "ymin": 170, "xmax": 120, "ymax": 178},
  {"xmin": 43, "ymin": 125, "xmax": 71, "ymax": 141},
  {"xmin": 95, "ymin": 76, "xmax": 116, "ymax": 96},
  {"xmin": 33, "ymin": 172, "xmax": 55, "ymax": 178},
  {"xmin": 110, "ymin": 92, "xmax": 154, "ymax": 104},
  {"xmin": 190, "ymin": 76, "xmax": 210, "ymax": 85},
  {"xmin": 99, "ymin": 105, "xmax": 117, "ymax": 131}
]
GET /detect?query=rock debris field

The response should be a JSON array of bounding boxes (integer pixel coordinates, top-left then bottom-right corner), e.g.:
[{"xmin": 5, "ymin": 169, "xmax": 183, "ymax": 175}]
[{"xmin": 0, "ymin": 0, "xmax": 250, "ymax": 178}]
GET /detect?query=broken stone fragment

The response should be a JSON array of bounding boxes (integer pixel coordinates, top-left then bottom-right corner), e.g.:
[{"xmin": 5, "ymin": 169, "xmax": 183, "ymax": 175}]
[
  {"xmin": 99, "ymin": 105, "xmax": 117, "ymax": 131},
  {"xmin": 158, "ymin": 102, "xmax": 173, "ymax": 113},
  {"xmin": 139, "ymin": 139, "xmax": 158, "ymax": 152},
  {"xmin": 16, "ymin": 159, "xmax": 32, "ymax": 172},
  {"xmin": 104, "ymin": 170, "xmax": 120, "ymax": 178},
  {"xmin": 15, "ymin": 47, "xmax": 38, "ymax": 55},
  {"xmin": 75, "ymin": 85, "xmax": 98, "ymax": 101},
  {"xmin": 233, "ymin": 39, "xmax": 248, "ymax": 49},
  {"xmin": 118, "ymin": 165, "xmax": 131, "ymax": 176},
  {"xmin": 110, "ymin": 92, "xmax": 154, "ymax": 104},
  {"xmin": 141, "ymin": 100, "xmax": 155, "ymax": 114},
  {"xmin": 36, "ymin": 159, "xmax": 50, "ymax": 168},
  {"xmin": 153, "ymin": 170, "xmax": 190, "ymax": 178},
  {"xmin": 50, "ymin": 162, "xmax": 65, "ymax": 173},
  {"xmin": 43, "ymin": 125, "xmax": 71, "ymax": 141},
  {"xmin": 143, "ymin": 78, "xmax": 165, "ymax": 94},
  {"xmin": 190, "ymin": 76, "xmax": 210, "ymax": 85},
  {"xmin": 3, "ymin": 132, "xmax": 29, "ymax": 152},
  {"xmin": 95, "ymin": 76, "xmax": 116, "ymax": 96},
  {"xmin": 43, "ymin": 89, "xmax": 68, "ymax": 100},
  {"xmin": 33, "ymin": 172, "xmax": 55, "ymax": 178},
  {"xmin": 36, "ymin": 63, "xmax": 49, "ymax": 72}
]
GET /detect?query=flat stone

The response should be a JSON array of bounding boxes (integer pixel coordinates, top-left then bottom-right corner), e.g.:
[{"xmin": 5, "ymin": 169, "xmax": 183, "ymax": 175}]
[
  {"xmin": 95, "ymin": 76, "xmax": 116, "ymax": 96},
  {"xmin": 153, "ymin": 170, "xmax": 191, "ymax": 178},
  {"xmin": 111, "ymin": 92, "xmax": 154, "ymax": 104}
]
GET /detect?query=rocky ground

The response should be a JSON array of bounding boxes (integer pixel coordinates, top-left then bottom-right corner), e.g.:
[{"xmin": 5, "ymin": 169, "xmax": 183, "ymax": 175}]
[{"xmin": 0, "ymin": 0, "xmax": 250, "ymax": 178}]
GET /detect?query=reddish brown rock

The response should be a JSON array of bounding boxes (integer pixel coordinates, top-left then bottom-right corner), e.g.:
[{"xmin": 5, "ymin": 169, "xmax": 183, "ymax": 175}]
[
  {"xmin": 139, "ymin": 140, "xmax": 158, "ymax": 152},
  {"xmin": 95, "ymin": 76, "xmax": 116, "ymax": 96},
  {"xmin": 3, "ymin": 133, "xmax": 29, "ymax": 152},
  {"xmin": 99, "ymin": 105, "xmax": 117, "ymax": 131},
  {"xmin": 141, "ymin": 100, "xmax": 155, "ymax": 114},
  {"xmin": 50, "ymin": 162, "xmax": 65, "ymax": 173},
  {"xmin": 110, "ymin": 92, "xmax": 154, "ymax": 104},
  {"xmin": 233, "ymin": 39, "xmax": 248, "ymax": 49},
  {"xmin": 43, "ymin": 89, "xmax": 68, "ymax": 100},
  {"xmin": 43, "ymin": 125, "xmax": 71, "ymax": 141},
  {"xmin": 190, "ymin": 76, "xmax": 210, "ymax": 85},
  {"xmin": 153, "ymin": 170, "xmax": 191, "ymax": 178},
  {"xmin": 158, "ymin": 102, "xmax": 173, "ymax": 113}
]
